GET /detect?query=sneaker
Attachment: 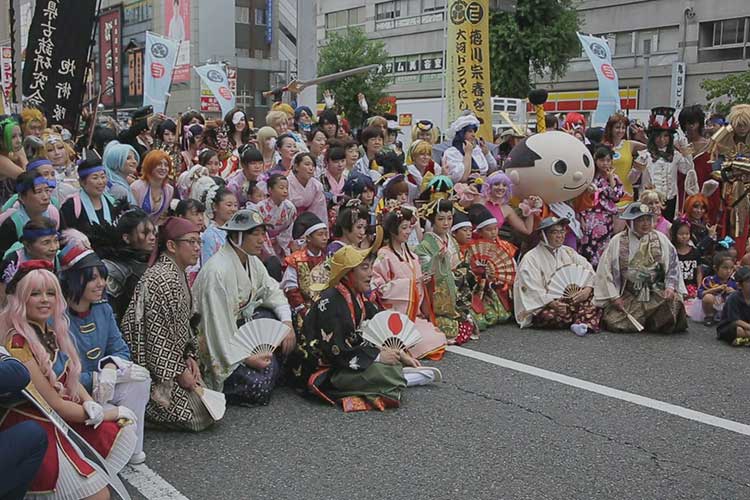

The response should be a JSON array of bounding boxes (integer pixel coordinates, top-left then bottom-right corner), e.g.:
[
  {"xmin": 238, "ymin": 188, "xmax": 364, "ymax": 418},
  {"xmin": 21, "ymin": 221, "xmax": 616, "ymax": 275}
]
[
  {"xmin": 703, "ymin": 318, "xmax": 715, "ymax": 327},
  {"xmin": 129, "ymin": 451, "xmax": 146, "ymax": 465}
]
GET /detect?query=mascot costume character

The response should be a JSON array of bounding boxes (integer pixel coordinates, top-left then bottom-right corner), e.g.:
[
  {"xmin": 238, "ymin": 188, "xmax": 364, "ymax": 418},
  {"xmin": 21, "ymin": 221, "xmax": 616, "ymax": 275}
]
[{"xmin": 505, "ymin": 130, "xmax": 595, "ymax": 249}]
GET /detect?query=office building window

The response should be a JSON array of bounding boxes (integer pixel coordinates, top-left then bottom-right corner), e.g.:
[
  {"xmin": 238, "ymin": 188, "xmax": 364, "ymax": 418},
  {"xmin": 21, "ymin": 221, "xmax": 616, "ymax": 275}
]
[
  {"xmin": 255, "ymin": 7, "xmax": 267, "ymax": 26},
  {"xmin": 376, "ymin": 1, "xmax": 400, "ymax": 21},
  {"xmin": 325, "ymin": 7, "xmax": 366, "ymax": 30},
  {"xmin": 614, "ymin": 32, "xmax": 635, "ymax": 55},
  {"xmin": 236, "ymin": 6, "xmax": 250, "ymax": 24},
  {"xmin": 237, "ymin": 48, "xmax": 250, "ymax": 57},
  {"xmin": 713, "ymin": 18, "xmax": 746, "ymax": 46},
  {"xmin": 422, "ymin": 0, "xmax": 445, "ymax": 12}
]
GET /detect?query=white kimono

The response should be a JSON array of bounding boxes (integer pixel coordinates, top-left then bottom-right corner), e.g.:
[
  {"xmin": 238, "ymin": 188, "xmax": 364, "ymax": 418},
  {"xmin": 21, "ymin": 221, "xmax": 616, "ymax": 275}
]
[
  {"xmin": 193, "ymin": 243, "xmax": 292, "ymax": 390},
  {"xmin": 513, "ymin": 244, "xmax": 595, "ymax": 328},
  {"xmin": 441, "ymin": 145, "xmax": 497, "ymax": 183}
]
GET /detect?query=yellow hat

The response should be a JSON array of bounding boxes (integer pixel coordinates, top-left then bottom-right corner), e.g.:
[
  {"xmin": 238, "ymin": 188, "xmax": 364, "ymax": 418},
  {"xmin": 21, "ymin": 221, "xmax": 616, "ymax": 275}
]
[{"xmin": 311, "ymin": 227, "xmax": 383, "ymax": 292}]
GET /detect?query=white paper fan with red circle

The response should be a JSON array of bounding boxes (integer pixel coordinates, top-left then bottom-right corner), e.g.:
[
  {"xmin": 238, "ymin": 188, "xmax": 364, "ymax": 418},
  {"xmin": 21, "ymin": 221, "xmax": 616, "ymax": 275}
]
[{"xmin": 361, "ymin": 311, "xmax": 422, "ymax": 352}]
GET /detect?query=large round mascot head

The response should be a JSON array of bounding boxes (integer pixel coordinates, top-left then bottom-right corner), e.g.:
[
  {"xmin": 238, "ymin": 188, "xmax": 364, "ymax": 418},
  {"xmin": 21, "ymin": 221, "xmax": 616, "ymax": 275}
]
[{"xmin": 504, "ymin": 131, "xmax": 594, "ymax": 203}]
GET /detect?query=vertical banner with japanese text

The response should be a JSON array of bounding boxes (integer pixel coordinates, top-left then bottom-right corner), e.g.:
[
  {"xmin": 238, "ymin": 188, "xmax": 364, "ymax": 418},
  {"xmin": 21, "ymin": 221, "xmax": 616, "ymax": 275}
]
[
  {"xmin": 128, "ymin": 49, "xmax": 144, "ymax": 97},
  {"xmin": 22, "ymin": 0, "xmax": 98, "ymax": 128},
  {"xmin": 143, "ymin": 31, "xmax": 179, "ymax": 113},
  {"xmin": 577, "ymin": 33, "xmax": 621, "ymax": 126},
  {"xmin": 98, "ymin": 6, "xmax": 123, "ymax": 107},
  {"xmin": 194, "ymin": 64, "xmax": 235, "ymax": 117},
  {"xmin": 1, "ymin": 47, "xmax": 13, "ymax": 112},
  {"xmin": 446, "ymin": 0, "xmax": 492, "ymax": 140},
  {"xmin": 165, "ymin": 0, "xmax": 190, "ymax": 83}
]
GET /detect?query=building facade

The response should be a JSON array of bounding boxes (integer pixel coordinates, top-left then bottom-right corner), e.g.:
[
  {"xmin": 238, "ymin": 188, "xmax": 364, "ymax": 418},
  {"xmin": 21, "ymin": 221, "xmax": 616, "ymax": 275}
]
[
  {"xmin": 536, "ymin": 0, "xmax": 750, "ymax": 114},
  {"xmin": 0, "ymin": 0, "xmax": 299, "ymax": 124},
  {"xmin": 317, "ymin": 0, "xmax": 749, "ymax": 114}
]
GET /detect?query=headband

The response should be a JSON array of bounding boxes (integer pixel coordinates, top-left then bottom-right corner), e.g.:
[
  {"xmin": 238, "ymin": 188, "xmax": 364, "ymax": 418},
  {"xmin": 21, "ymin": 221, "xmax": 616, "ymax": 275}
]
[
  {"xmin": 23, "ymin": 227, "xmax": 58, "ymax": 240},
  {"xmin": 17, "ymin": 176, "xmax": 55, "ymax": 193},
  {"xmin": 452, "ymin": 220, "xmax": 472, "ymax": 232},
  {"xmin": 475, "ymin": 218, "xmax": 498, "ymax": 231},
  {"xmin": 303, "ymin": 223, "xmax": 327, "ymax": 239},
  {"xmin": 78, "ymin": 165, "xmax": 106, "ymax": 178},
  {"xmin": 26, "ymin": 158, "xmax": 53, "ymax": 172}
]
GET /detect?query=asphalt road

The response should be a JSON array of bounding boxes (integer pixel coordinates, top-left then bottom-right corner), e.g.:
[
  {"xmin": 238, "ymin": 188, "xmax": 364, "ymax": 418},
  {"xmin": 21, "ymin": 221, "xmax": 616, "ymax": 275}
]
[{"xmin": 123, "ymin": 320, "xmax": 750, "ymax": 500}]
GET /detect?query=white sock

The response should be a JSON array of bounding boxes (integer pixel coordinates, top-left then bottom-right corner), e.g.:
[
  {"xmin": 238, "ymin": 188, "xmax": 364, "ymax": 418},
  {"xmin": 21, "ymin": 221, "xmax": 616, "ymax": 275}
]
[
  {"xmin": 571, "ymin": 323, "xmax": 588, "ymax": 337},
  {"xmin": 404, "ymin": 369, "xmax": 436, "ymax": 387}
]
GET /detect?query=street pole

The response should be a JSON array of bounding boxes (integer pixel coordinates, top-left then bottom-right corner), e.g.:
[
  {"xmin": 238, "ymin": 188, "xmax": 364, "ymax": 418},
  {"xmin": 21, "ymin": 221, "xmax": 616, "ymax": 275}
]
[
  {"xmin": 440, "ymin": 0, "xmax": 448, "ymax": 135},
  {"xmin": 640, "ymin": 38, "xmax": 651, "ymax": 109}
]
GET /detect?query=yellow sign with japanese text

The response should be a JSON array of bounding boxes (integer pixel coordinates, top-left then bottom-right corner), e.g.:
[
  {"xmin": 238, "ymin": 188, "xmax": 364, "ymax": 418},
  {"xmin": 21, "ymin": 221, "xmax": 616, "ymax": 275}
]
[{"xmin": 446, "ymin": 0, "xmax": 492, "ymax": 140}]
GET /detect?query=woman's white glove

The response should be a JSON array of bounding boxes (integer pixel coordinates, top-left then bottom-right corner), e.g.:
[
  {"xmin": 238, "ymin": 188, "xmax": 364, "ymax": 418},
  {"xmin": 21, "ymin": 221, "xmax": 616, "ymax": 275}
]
[
  {"xmin": 117, "ymin": 406, "xmax": 137, "ymax": 424},
  {"xmin": 83, "ymin": 400, "xmax": 105, "ymax": 428},
  {"xmin": 323, "ymin": 90, "xmax": 335, "ymax": 109},
  {"xmin": 94, "ymin": 366, "xmax": 117, "ymax": 404}
]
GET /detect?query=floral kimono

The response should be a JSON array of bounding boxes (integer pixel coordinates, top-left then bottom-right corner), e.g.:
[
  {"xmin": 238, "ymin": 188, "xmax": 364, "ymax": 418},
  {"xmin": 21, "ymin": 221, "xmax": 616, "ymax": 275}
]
[
  {"xmin": 256, "ymin": 197, "xmax": 297, "ymax": 259},
  {"xmin": 414, "ymin": 232, "xmax": 473, "ymax": 343},
  {"xmin": 287, "ymin": 173, "xmax": 328, "ymax": 228},
  {"xmin": 578, "ymin": 174, "xmax": 625, "ymax": 269},
  {"xmin": 371, "ymin": 244, "xmax": 447, "ymax": 359}
]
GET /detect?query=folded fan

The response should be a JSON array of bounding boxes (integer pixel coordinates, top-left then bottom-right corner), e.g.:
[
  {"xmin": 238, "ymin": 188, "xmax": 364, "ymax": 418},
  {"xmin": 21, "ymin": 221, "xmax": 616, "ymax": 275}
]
[
  {"xmin": 361, "ymin": 311, "xmax": 421, "ymax": 352},
  {"xmin": 464, "ymin": 241, "xmax": 516, "ymax": 287},
  {"xmin": 228, "ymin": 318, "xmax": 289, "ymax": 365},
  {"xmin": 195, "ymin": 385, "xmax": 226, "ymax": 421},
  {"xmin": 544, "ymin": 264, "xmax": 594, "ymax": 301}
]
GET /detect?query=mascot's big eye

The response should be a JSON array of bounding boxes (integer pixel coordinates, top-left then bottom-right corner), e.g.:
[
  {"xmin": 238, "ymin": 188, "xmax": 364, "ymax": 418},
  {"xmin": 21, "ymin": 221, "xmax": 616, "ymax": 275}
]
[
  {"xmin": 582, "ymin": 154, "xmax": 591, "ymax": 168},
  {"xmin": 552, "ymin": 160, "xmax": 567, "ymax": 176}
]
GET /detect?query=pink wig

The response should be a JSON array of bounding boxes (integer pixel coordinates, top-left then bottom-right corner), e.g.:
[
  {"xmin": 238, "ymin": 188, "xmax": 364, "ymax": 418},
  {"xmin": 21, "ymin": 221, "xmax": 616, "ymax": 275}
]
[
  {"xmin": 481, "ymin": 172, "xmax": 513, "ymax": 204},
  {"xmin": 0, "ymin": 269, "xmax": 81, "ymax": 400}
]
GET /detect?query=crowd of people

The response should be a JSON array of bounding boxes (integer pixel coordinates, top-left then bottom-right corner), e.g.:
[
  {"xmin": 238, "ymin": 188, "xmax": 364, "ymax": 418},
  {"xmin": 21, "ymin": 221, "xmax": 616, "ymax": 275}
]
[{"xmin": 1, "ymin": 95, "xmax": 749, "ymax": 499}]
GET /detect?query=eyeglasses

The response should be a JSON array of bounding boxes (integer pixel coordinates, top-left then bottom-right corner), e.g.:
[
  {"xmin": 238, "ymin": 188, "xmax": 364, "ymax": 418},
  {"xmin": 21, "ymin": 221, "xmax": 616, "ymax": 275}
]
[{"xmin": 175, "ymin": 238, "xmax": 201, "ymax": 247}]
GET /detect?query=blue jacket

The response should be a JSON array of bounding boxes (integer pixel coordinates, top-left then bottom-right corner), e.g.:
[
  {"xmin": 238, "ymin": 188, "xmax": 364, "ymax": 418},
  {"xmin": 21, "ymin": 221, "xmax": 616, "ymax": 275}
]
[
  {"xmin": 0, "ymin": 354, "xmax": 30, "ymax": 402},
  {"xmin": 67, "ymin": 302, "xmax": 131, "ymax": 392}
]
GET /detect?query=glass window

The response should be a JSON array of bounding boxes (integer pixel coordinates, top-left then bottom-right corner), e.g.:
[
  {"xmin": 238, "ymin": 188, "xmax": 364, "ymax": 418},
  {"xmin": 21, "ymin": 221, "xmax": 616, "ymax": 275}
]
[
  {"xmin": 615, "ymin": 32, "xmax": 634, "ymax": 55},
  {"xmin": 423, "ymin": 0, "xmax": 444, "ymax": 12},
  {"xmin": 236, "ymin": 6, "xmax": 250, "ymax": 24},
  {"xmin": 351, "ymin": 7, "xmax": 366, "ymax": 25},
  {"xmin": 255, "ymin": 7, "xmax": 266, "ymax": 26},
  {"xmin": 376, "ymin": 1, "xmax": 399, "ymax": 20}
]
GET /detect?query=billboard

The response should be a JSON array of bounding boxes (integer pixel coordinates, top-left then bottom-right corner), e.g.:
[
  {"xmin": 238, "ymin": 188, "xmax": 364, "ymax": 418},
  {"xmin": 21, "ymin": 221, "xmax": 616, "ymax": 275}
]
[{"xmin": 164, "ymin": 0, "xmax": 191, "ymax": 83}]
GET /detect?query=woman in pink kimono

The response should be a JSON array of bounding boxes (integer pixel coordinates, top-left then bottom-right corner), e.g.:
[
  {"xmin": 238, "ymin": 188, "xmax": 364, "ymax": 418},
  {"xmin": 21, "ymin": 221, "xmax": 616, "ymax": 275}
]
[
  {"xmin": 287, "ymin": 152, "xmax": 328, "ymax": 225},
  {"xmin": 371, "ymin": 208, "xmax": 447, "ymax": 360}
]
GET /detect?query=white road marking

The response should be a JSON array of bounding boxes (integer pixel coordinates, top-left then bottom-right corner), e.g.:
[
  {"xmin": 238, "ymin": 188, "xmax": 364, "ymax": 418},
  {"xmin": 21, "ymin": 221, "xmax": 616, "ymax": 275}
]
[
  {"xmin": 120, "ymin": 463, "xmax": 190, "ymax": 500},
  {"xmin": 448, "ymin": 345, "xmax": 750, "ymax": 437}
]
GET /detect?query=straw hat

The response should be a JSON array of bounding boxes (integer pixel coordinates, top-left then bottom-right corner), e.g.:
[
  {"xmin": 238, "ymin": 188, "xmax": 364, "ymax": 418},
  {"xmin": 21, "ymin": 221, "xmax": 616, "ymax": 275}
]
[{"xmin": 310, "ymin": 227, "xmax": 383, "ymax": 292}]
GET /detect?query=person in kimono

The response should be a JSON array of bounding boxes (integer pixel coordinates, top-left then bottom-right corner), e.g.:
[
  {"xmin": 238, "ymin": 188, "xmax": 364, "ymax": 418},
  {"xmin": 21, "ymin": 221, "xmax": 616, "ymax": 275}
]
[
  {"xmin": 288, "ymin": 241, "xmax": 437, "ymax": 412},
  {"xmin": 193, "ymin": 209, "xmax": 294, "ymax": 406},
  {"xmin": 256, "ymin": 173, "xmax": 296, "ymax": 259},
  {"xmin": 120, "ymin": 217, "xmax": 216, "ymax": 431},
  {"xmin": 287, "ymin": 152, "xmax": 328, "ymax": 225},
  {"xmin": 514, "ymin": 217, "xmax": 600, "ymax": 335},
  {"xmin": 594, "ymin": 202, "xmax": 688, "ymax": 333},
  {"xmin": 281, "ymin": 213, "xmax": 329, "ymax": 332},
  {"xmin": 371, "ymin": 208, "xmax": 447, "ymax": 359},
  {"xmin": 414, "ymin": 199, "xmax": 473, "ymax": 344}
]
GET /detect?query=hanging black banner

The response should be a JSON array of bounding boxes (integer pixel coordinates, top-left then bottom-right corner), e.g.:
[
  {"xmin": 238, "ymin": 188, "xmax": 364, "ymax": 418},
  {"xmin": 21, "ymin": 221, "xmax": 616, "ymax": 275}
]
[{"xmin": 22, "ymin": 0, "xmax": 98, "ymax": 129}]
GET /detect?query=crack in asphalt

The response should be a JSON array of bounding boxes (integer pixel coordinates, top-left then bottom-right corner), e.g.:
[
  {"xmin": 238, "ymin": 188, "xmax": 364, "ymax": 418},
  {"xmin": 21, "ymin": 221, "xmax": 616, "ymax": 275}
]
[{"xmin": 447, "ymin": 382, "xmax": 750, "ymax": 489}]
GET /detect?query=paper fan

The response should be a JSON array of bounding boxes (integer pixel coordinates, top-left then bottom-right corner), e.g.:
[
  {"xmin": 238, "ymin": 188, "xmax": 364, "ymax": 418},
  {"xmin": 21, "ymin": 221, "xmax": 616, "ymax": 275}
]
[
  {"xmin": 464, "ymin": 241, "xmax": 516, "ymax": 287},
  {"xmin": 544, "ymin": 264, "xmax": 594, "ymax": 301},
  {"xmin": 195, "ymin": 385, "xmax": 226, "ymax": 421},
  {"xmin": 228, "ymin": 319, "xmax": 289, "ymax": 365},
  {"xmin": 361, "ymin": 311, "xmax": 422, "ymax": 352}
]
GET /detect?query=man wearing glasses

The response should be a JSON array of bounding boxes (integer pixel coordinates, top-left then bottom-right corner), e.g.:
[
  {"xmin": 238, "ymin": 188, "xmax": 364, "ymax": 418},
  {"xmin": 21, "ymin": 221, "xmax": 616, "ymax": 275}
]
[
  {"xmin": 514, "ymin": 216, "xmax": 600, "ymax": 336},
  {"xmin": 120, "ymin": 217, "xmax": 217, "ymax": 431}
]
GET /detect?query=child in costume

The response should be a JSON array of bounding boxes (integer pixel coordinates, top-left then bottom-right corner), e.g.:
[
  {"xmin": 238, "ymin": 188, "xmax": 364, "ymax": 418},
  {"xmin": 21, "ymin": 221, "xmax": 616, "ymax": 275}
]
[
  {"xmin": 578, "ymin": 146, "xmax": 625, "ymax": 268},
  {"xmin": 693, "ymin": 253, "xmax": 738, "ymax": 325},
  {"xmin": 671, "ymin": 220, "xmax": 702, "ymax": 300},
  {"xmin": 282, "ymin": 213, "xmax": 329, "ymax": 332},
  {"xmin": 256, "ymin": 173, "xmax": 297, "ymax": 260}
]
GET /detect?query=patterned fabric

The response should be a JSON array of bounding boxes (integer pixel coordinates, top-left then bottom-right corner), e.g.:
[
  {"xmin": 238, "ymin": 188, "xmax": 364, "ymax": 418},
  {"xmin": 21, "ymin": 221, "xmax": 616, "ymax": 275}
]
[
  {"xmin": 120, "ymin": 254, "xmax": 214, "ymax": 431},
  {"xmin": 578, "ymin": 174, "xmax": 624, "ymax": 269},
  {"xmin": 533, "ymin": 298, "xmax": 602, "ymax": 332},
  {"xmin": 256, "ymin": 197, "xmax": 296, "ymax": 259}
]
